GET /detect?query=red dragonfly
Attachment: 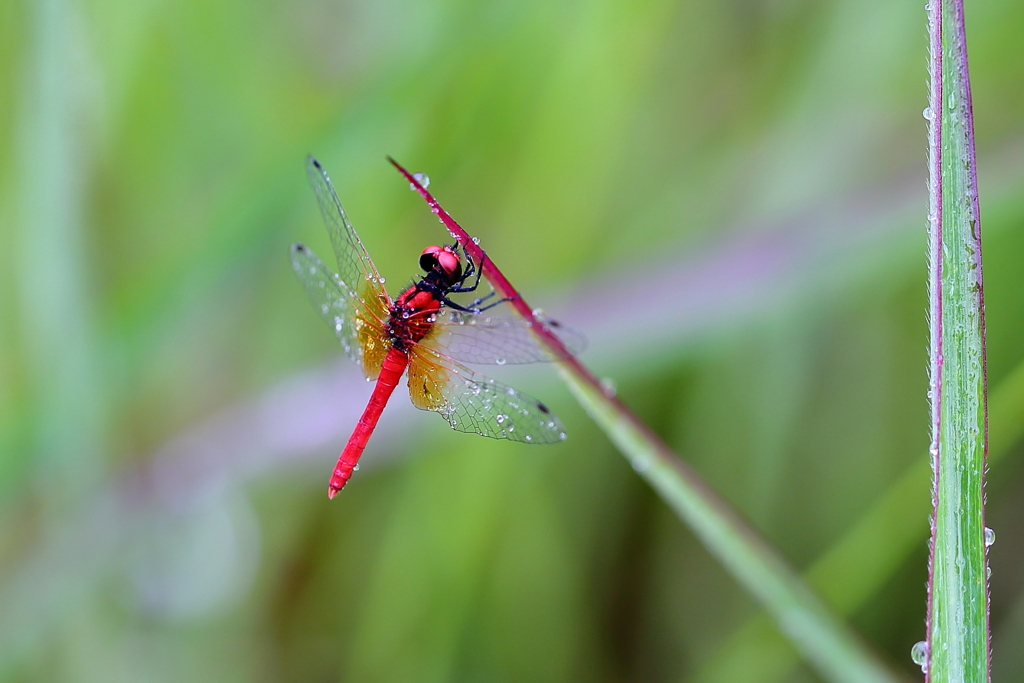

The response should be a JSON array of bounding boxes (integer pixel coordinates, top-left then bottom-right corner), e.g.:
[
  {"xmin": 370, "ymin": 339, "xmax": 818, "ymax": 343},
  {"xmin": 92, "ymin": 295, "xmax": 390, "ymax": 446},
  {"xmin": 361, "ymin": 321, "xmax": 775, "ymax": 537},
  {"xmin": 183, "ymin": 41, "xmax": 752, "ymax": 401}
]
[{"xmin": 291, "ymin": 157, "xmax": 582, "ymax": 498}]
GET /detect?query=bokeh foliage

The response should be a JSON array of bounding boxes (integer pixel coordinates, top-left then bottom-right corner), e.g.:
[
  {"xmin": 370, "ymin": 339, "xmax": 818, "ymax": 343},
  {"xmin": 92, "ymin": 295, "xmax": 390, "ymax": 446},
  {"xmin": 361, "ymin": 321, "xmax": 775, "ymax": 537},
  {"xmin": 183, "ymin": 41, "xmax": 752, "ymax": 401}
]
[{"xmin": 2, "ymin": 0, "xmax": 1024, "ymax": 681}]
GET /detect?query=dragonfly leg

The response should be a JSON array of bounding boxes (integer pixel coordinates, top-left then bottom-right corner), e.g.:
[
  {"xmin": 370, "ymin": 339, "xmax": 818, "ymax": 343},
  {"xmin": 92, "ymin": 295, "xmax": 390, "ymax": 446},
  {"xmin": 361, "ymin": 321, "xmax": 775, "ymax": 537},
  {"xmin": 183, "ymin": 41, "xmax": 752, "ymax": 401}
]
[
  {"xmin": 447, "ymin": 247, "xmax": 485, "ymax": 294},
  {"xmin": 459, "ymin": 245, "xmax": 477, "ymax": 284},
  {"xmin": 470, "ymin": 289, "xmax": 498, "ymax": 307},
  {"xmin": 442, "ymin": 248, "xmax": 519, "ymax": 312},
  {"xmin": 441, "ymin": 291, "xmax": 520, "ymax": 314},
  {"xmin": 439, "ymin": 298, "xmax": 479, "ymax": 313},
  {"xmin": 473, "ymin": 294, "xmax": 520, "ymax": 312}
]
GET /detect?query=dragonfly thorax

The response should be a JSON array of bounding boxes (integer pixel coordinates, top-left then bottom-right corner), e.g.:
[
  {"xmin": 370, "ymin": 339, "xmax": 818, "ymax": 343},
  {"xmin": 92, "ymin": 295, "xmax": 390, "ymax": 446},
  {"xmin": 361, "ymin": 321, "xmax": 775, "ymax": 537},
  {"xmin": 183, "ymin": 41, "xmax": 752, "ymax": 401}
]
[
  {"xmin": 387, "ymin": 286, "xmax": 442, "ymax": 350},
  {"xmin": 387, "ymin": 246, "xmax": 466, "ymax": 351}
]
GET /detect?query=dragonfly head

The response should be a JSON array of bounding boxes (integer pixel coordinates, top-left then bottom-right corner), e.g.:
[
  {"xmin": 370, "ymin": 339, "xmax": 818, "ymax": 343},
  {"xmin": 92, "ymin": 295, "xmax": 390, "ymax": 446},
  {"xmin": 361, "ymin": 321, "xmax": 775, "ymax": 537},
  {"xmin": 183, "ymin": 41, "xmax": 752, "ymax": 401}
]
[{"xmin": 419, "ymin": 245, "xmax": 463, "ymax": 285}]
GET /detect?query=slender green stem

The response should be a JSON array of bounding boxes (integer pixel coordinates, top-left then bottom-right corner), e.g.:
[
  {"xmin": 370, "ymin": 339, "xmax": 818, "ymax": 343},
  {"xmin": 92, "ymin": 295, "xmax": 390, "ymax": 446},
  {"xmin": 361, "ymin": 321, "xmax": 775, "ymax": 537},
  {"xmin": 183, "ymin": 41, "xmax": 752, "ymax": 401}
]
[
  {"xmin": 389, "ymin": 158, "xmax": 899, "ymax": 683},
  {"xmin": 693, "ymin": 349, "xmax": 1024, "ymax": 683},
  {"xmin": 924, "ymin": 0, "xmax": 991, "ymax": 680}
]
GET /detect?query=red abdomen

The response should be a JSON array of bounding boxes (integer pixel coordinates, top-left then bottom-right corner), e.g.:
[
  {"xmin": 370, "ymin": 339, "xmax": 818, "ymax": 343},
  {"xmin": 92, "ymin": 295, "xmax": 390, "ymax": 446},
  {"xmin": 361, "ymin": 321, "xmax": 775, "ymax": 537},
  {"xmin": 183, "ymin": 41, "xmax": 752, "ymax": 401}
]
[{"xmin": 328, "ymin": 348, "xmax": 409, "ymax": 498}]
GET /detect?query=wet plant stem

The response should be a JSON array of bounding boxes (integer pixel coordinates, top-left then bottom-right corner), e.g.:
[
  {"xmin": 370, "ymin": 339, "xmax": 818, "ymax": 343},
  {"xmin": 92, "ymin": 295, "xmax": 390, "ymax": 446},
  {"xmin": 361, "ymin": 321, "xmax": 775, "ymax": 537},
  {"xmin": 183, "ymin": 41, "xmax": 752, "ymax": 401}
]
[
  {"xmin": 924, "ymin": 0, "xmax": 991, "ymax": 680},
  {"xmin": 389, "ymin": 157, "xmax": 898, "ymax": 683}
]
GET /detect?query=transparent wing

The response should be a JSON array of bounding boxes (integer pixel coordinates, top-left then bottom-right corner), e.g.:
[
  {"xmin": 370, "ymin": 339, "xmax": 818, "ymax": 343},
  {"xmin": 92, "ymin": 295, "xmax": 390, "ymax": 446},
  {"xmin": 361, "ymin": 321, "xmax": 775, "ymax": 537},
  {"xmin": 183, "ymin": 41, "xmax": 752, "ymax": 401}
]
[
  {"xmin": 290, "ymin": 243, "xmax": 392, "ymax": 379},
  {"xmin": 407, "ymin": 345, "xmax": 568, "ymax": 444},
  {"xmin": 420, "ymin": 310, "xmax": 586, "ymax": 365},
  {"xmin": 306, "ymin": 155, "xmax": 385, "ymax": 299}
]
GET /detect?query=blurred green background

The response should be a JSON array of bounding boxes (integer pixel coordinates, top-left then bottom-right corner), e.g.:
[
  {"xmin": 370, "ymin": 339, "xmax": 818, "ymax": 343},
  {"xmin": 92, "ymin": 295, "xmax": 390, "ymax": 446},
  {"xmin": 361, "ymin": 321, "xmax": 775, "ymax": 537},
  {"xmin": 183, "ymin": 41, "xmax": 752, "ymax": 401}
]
[{"xmin": 2, "ymin": 0, "xmax": 1024, "ymax": 680}]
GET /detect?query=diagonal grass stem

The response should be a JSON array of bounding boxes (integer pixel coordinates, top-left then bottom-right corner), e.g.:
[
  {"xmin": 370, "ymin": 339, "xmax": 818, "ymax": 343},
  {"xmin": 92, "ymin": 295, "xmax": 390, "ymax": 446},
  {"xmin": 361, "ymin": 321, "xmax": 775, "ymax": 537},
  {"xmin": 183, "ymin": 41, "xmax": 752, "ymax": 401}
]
[{"xmin": 389, "ymin": 157, "xmax": 899, "ymax": 683}]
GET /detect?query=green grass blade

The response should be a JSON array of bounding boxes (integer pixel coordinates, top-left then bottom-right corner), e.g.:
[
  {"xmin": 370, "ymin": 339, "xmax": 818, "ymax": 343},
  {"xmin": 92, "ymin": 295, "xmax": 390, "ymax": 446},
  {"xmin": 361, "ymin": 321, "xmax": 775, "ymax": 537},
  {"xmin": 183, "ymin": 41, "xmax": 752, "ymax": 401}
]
[
  {"xmin": 924, "ymin": 0, "xmax": 991, "ymax": 679},
  {"xmin": 692, "ymin": 351, "xmax": 1024, "ymax": 682},
  {"xmin": 13, "ymin": 0, "xmax": 106, "ymax": 504}
]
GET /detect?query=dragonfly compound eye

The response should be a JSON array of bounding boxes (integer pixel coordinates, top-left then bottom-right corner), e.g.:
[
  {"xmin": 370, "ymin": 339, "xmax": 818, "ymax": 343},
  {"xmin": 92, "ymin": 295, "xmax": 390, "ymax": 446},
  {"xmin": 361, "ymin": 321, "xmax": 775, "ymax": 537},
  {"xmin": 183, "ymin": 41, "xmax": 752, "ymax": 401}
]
[
  {"xmin": 419, "ymin": 245, "xmax": 442, "ymax": 272},
  {"xmin": 419, "ymin": 245, "xmax": 462, "ymax": 283}
]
